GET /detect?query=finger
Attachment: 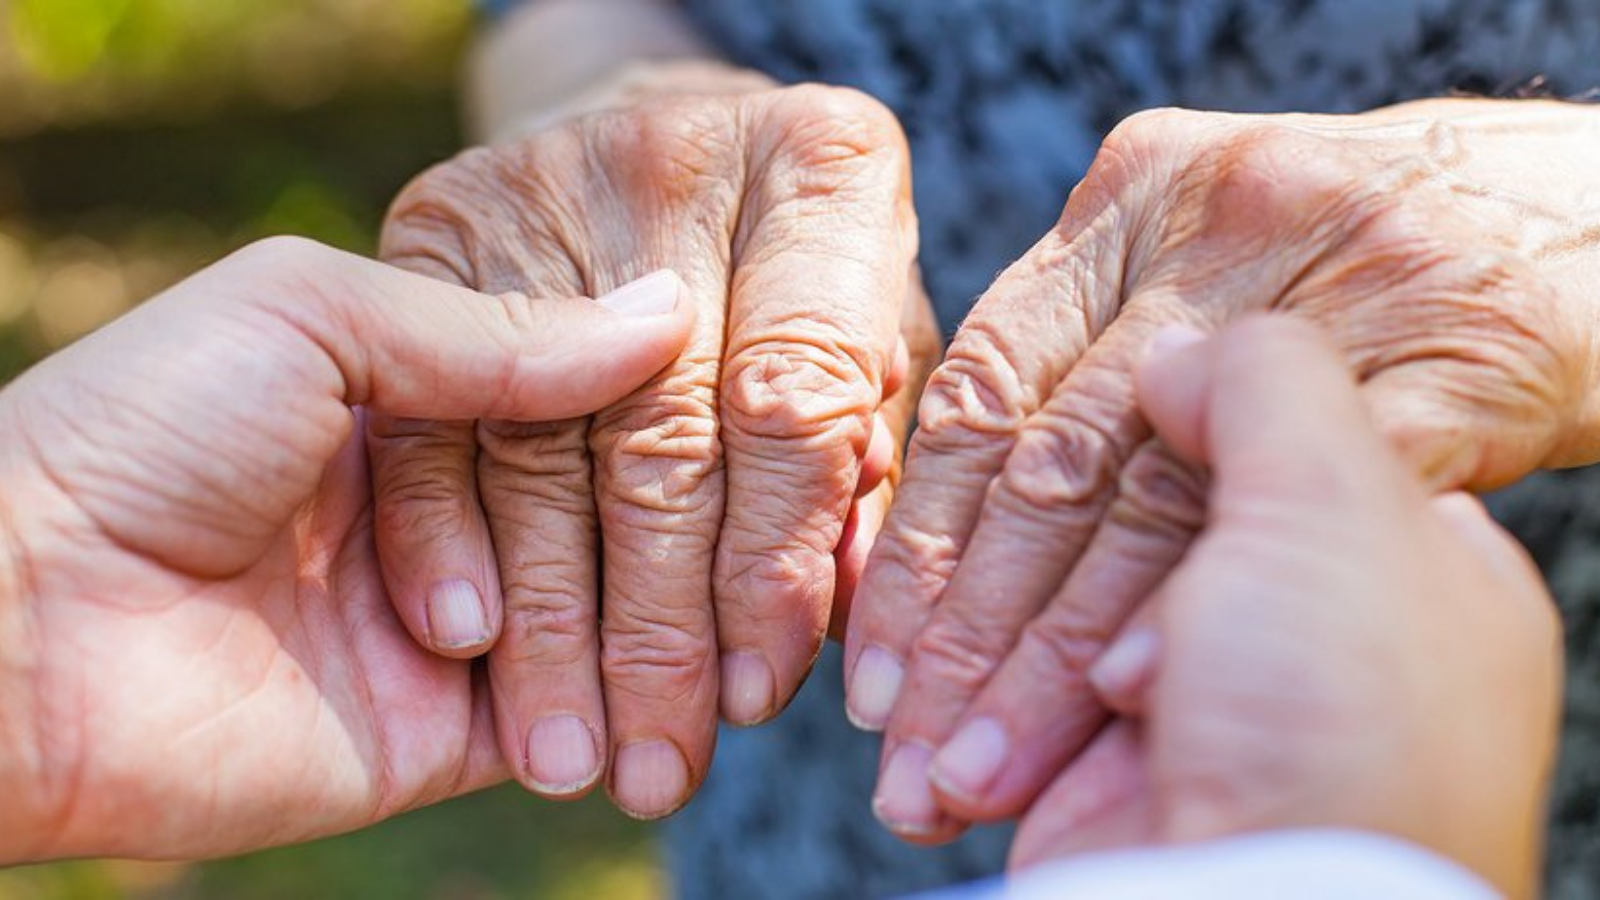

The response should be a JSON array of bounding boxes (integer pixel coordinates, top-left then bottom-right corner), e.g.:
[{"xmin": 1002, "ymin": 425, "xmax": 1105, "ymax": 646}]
[
  {"xmin": 843, "ymin": 232, "xmax": 1108, "ymax": 730},
  {"xmin": 592, "ymin": 262, "xmax": 728, "ymax": 820},
  {"xmin": 124, "ymin": 237, "xmax": 691, "ymax": 579},
  {"xmin": 355, "ymin": 250, "xmax": 688, "ymax": 659},
  {"xmin": 872, "ymin": 736, "xmax": 969, "ymax": 844},
  {"xmin": 1008, "ymin": 720, "xmax": 1152, "ymax": 870},
  {"xmin": 712, "ymin": 86, "xmax": 918, "ymax": 727},
  {"xmin": 480, "ymin": 417, "xmax": 607, "ymax": 799},
  {"xmin": 874, "ymin": 302, "xmax": 1181, "ymax": 835},
  {"xmin": 1137, "ymin": 315, "xmax": 1413, "ymax": 513},
  {"xmin": 367, "ymin": 418, "xmax": 501, "ymax": 657},
  {"xmin": 835, "ymin": 294, "xmax": 939, "ymax": 641},
  {"xmin": 885, "ymin": 334, "xmax": 911, "ymax": 398},
  {"xmin": 925, "ymin": 440, "xmax": 1204, "ymax": 821},
  {"xmin": 831, "ymin": 479, "xmax": 893, "ymax": 642},
  {"xmin": 855, "ymin": 414, "xmax": 897, "ymax": 498}
]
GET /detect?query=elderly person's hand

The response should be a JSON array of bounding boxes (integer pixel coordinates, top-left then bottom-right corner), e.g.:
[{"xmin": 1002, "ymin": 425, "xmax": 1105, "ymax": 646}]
[
  {"xmin": 0, "ymin": 238, "xmax": 692, "ymax": 862},
  {"xmin": 1011, "ymin": 317, "xmax": 1562, "ymax": 900},
  {"xmin": 847, "ymin": 98, "xmax": 1600, "ymax": 838},
  {"xmin": 375, "ymin": 72, "xmax": 937, "ymax": 818}
]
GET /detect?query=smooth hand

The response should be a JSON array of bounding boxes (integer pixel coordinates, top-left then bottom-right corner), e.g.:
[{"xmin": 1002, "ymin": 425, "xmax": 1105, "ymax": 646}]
[
  {"xmin": 1012, "ymin": 317, "xmax": 1562, "ymax": 900},
  {"xmin": 377, "ymin": 75, "xmax": 937, "ymax": 818},
  {"xmin": 848, "ymin": 98, "xmax": 1600, "ymax": 839},
  {"xmin": 0, "ymin": 239, "xmax": 692, "ymax": 862}
]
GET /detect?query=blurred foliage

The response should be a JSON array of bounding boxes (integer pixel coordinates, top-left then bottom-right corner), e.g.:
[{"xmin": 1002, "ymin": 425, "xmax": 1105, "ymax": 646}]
[
  {"xmin": 0, "ymin": 0, "xmax": 469, "ymax": 136},
  {"xmin": 0, "ymin": 786, "xmax": 663, "ymax": 900},
  {"xmin": 0, "ymin": 2, "xmax": 669, "ymax": 898}
]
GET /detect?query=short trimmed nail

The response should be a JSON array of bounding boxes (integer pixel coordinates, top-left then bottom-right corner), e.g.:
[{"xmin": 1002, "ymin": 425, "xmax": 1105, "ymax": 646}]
[
  {"xmin": 1144, "ymin": 324, "xmax": 1207, "ymax": 360},
  {"xmin": 525, "ymin": 715, "xmax": 600, "ymax": 794},
  {"xmin": 846, "ymin": 645, "xmax": 904, "ymax": 731},
  {"xmin": 720, "ymin": 652, "xmax": 776, "ymax": 726},
  {"xmin": 426, "ymin": 579, "xmax": 490, "ymax": 650},
  {"xmin": 598, "ymin": 269, "xmax": 682, "ymax": 317},
  {"xmin": 1088, "ymin": 628, "xmax": 1160, "ymax": 703},
  {"xmin": 929, "ymin": 717, "xmax": 1010, "ymax": 803},
  {"xmin": 612, "ymin": 740, "xmax": 690, "ymax": 820},
  {"xmin": 873, "ymin": 743, "xmax": 941, "ymax": 834}
]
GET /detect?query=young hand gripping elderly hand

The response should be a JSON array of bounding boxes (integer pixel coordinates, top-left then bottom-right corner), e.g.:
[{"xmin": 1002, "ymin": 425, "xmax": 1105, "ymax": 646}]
[
  {"xmin": 1006, "ymin": 317, "xmax": 1562, "ymax": 900},
  {"xmin": 0, "ymin": 238, "xmax": 691, "ymax": 862}
]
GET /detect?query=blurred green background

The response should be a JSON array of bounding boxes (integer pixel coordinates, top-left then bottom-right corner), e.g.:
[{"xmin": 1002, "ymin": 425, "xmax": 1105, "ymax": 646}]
[{"xmin": 0, "ymin": 1, "xmax": 663, "ymax": 897}]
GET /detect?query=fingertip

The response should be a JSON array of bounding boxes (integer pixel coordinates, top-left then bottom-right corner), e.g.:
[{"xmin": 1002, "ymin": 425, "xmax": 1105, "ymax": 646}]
[
  {"xmin": 1134, "ymin": 325, "xmax": 1213, "ymax": 465},
  {"xmin": 719, "ymin": 650, "xmax": 778, "ymax": 727},
  {"xmin": 595, "ymin": 269, "xmax": 685, "ymax": 318},
  {"xmin": 423, "ymin": 578, "xmax": 500, "ymax": 656}
]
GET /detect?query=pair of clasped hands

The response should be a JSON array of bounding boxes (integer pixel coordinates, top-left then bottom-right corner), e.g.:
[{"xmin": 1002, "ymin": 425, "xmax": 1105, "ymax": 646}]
[{"xmin": 4, "ymin": 84, "xmax": 1598, "ymax": 897}]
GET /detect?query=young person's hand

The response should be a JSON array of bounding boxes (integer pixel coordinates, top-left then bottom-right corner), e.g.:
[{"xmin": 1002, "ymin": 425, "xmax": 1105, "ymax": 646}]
[{"xmin": 0, "ymin": 239, "xmax": 692, "ymax": 861}]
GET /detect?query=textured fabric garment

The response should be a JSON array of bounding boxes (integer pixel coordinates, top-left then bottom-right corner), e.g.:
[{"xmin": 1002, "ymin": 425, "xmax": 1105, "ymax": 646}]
[{"xmin": 655, "ymin": 2, "xmax": 1600, "ymax": 898}]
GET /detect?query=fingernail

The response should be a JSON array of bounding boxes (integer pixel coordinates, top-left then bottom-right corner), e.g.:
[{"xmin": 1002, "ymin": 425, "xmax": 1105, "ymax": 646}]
[
  {"xmin": 612, "ymin": 739, "xmax": 690, "ymax": 820},
  {"xmin": 929, "ymin": 717, "xmax": 1010, "ymax": 803},
  {"xmin": 720, "ymin": 651, "xmax": 776, "ymax": 726},
  {"xmin": 525, "ymin": 715, "xmax": 600, "ymax": 795},
  {"xmin": 425, "ymin": 579, "xmax": 491, "ymax": 650},
  {"xmin": 597, "ymin": 270, "xmax": 682, "ymax": 317},
  {"xmin": 1144, "ymin": 324, "xmax": 1207, "ymax": 360},
  {"xmin": 1088, "ymin": 628, "xmax": 1160, "ymax": 702},
  {"xmin": 846, "ymin": 645, "xmax": 904, "ymax": 731},
  {"xmin": 873, "ymin": 743, "xmax": 941, "ymax": 834}
]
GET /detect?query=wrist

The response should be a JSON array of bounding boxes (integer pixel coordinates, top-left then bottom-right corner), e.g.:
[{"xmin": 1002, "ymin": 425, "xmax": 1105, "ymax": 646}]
[{"xmin": 467, "ymin": 0, "xmax": 772, "ymax": 143}]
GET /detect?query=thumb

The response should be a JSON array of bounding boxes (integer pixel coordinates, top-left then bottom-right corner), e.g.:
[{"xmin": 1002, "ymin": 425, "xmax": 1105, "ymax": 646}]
[
  {"xmin": 218, "ymin": 238, "xmax": 695, "ymax": 422},
  {"xmin": 17, "ymin": 237, "xmax": 691, "ymax": 578},
  {"xmin": 1134, "ymin": 315, "xmax": 1411, "ymax": 513}
]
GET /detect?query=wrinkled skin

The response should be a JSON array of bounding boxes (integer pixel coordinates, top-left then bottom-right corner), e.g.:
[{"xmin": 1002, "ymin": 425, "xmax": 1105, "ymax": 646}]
[
  {"xmin": 846, "ymin": 98, "xmax": 1600, "ymax": 841},
  {"xmin": 1012, "ymin": 318, "xmax": 1561, "ymax": 900},
  {"xmin": 378, "ymin": 83, "xmax": 939, "ymax": 818},
  {"xmin": 0, "ymin": 239, "xmax": 694, "ymax": 861}
]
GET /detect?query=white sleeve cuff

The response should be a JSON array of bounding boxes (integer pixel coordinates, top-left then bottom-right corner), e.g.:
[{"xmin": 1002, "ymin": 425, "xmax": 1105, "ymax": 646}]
[{"xmin": 914, "ymin": 830, "xmax": 1501, "ymax": 900}]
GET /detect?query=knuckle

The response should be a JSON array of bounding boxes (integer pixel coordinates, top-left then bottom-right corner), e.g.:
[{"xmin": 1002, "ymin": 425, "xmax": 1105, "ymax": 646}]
[
  {"xmin": 721, "ymin": 337, "xmax": 877, "ymax": 448},
  {"xmin": 380, "ymin": 147, "xmax": 504, "ymax": 287},
  {"xmin": 381, "ymin": 142, "xmax": 588, "ymax": 294},
  {"xmin": 718, "ymin": 545, "xmax": 829, "ymax": 610},
  {"xmin": 500, "ymin": 582, "xmax": 595, "ymax": 663},
  {"xmin": 867, "ymin": 518, "xmax": 963, "ymax": 601},
  {"xmin": 233, "ymin": 235, "xmax": 333, "ymax": 275},
  {"xmin": 992, "ymin": 414, "xmax": 1124, "ymax": 519},
  {"xmin": 592, "ymin": 100, "xmax": 743, "ymax": 209},
  {"xmin": 601, "ymin": 601, "xmax": 714, "ymax": 703},
  {"xmin": 768, "ymin": 84, "xmax": 907, "ymax": 169},
  {"xmin": 909, "ymin": 615, "xmax": 1007, "ymax": 696},
  {"xmin": 1108, "ymin": 444, "xmax": 1207, "ymax": 540},
  {"xmin": 915, "ymin": 325, "xmax": 1038, "ymax": 451},
  {"xmin": 373, "ymin": 483, "xmax": 475, "ymax": 542},
  {"xmin": 477, "ymin": 421, "xmax": 596, "ymax": 517},
  {"xmin": 591, "ymin": 371, "xmax": 723, "ymax": 517},
  {"xmin": 1018, "ymin": 611, "xmax": 1115, "ymax": 679}
]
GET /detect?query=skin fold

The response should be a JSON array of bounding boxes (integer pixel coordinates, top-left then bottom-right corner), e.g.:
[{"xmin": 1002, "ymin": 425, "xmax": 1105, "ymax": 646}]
[
  {"xmin": 376, "ymin": 77, "xmax": 940, "ymax": 819},
  {"xmin": 846, "ymin": 98, "xmax": 1600, "ymax": 843}
]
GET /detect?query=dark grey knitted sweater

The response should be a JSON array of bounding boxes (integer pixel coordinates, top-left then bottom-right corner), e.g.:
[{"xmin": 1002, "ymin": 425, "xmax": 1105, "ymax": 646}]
[{"xmin": 659, "ymin": 2, "xmax": 1600, "ymax": 897}]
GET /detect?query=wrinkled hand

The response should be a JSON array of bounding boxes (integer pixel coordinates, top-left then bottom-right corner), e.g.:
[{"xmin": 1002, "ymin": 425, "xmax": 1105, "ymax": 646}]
[
  {"xmin": 1011, "ymin": 317, "xmax": 1561, "ymax": 900},
  {"xmin": 377, "ymin": 80, "xmax": 938, "ymax": 818},
  {"xmin": 0, "ymin": 239, "xmax": 692, "ymax": 862},
  {"xmin": 847, "ymin": 99, "xmax": 1600, "ymax": 839}
]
